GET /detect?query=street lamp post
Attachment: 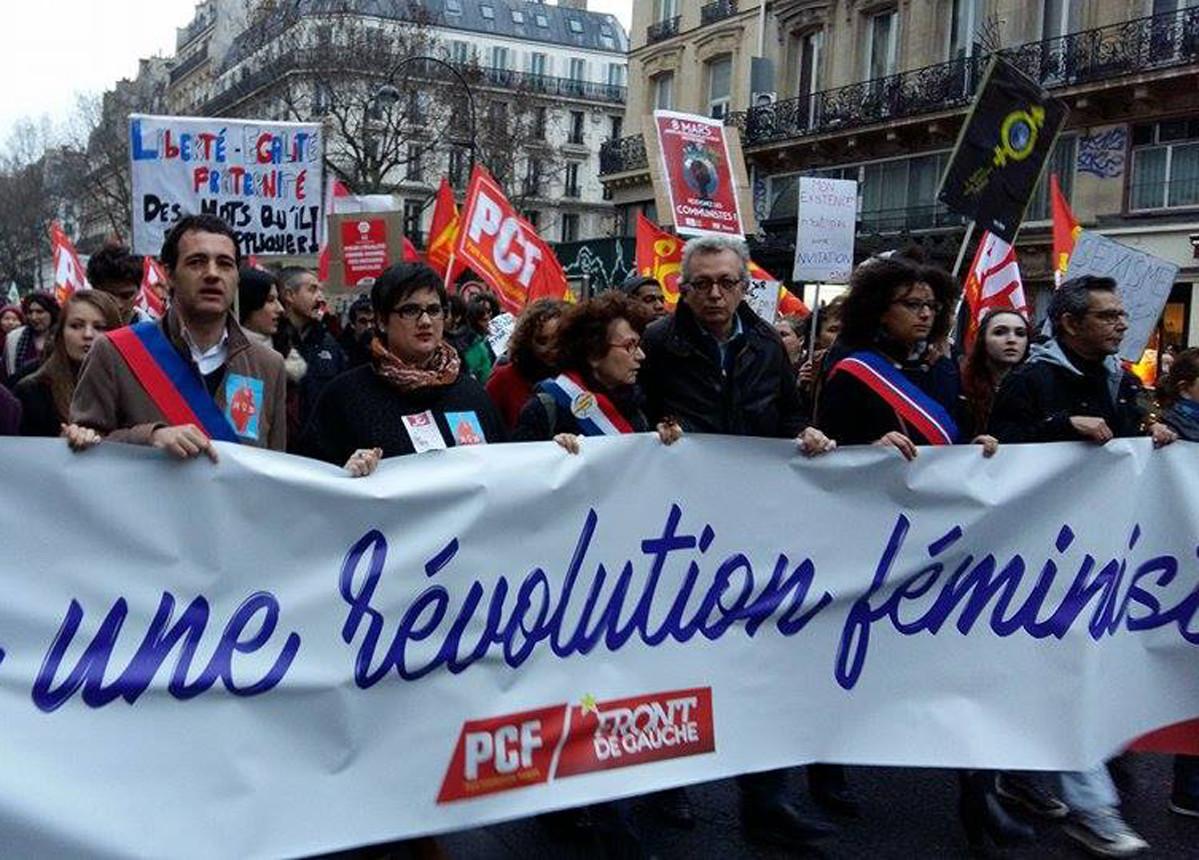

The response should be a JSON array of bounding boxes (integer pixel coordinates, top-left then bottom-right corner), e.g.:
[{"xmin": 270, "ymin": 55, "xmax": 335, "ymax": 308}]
[{"xmin": 374, "ymin": 54, "xmax": 478, "ymax": 176}]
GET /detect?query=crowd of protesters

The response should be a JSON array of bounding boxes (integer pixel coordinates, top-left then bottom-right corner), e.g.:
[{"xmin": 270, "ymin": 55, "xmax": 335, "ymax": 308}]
[{"xmin": 1, "ymin": 212, "xmax": 1196, "ymax": 859}]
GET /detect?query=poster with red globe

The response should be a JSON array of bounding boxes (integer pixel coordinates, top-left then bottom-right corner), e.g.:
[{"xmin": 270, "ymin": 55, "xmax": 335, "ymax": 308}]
[
  {"xmin": 339, "ymin": 217, "xmax": 390, "ymax": 286},
  {"xmin": 651, "ymin": 109, "xmax": 746, "ymax": 238}
]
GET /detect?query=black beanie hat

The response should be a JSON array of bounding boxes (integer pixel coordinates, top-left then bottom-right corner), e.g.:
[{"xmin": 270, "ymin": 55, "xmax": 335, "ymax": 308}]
[{"xmin": 238, "ymin": 267, "xmax": 278, "ymax": 323}]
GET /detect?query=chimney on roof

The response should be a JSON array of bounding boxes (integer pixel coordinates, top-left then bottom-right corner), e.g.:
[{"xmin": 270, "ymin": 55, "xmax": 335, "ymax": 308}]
[{"xmin": 559, "ymin": 0, "xmax": 588, "ymax": 10}]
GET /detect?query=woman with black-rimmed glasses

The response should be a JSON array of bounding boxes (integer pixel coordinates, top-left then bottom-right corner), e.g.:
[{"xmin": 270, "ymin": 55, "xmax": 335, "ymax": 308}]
[{"xmin": 305, "ymin": 262, "xmax": 505, "ymax": 475}]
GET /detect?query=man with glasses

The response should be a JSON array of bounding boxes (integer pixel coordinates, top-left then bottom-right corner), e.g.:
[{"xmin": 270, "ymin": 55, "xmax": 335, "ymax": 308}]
[
  {"xmin": 639, "ymin": 234, "xmax": 836, "ymax": 851},
  {"xmin": 990, "ymin": 274, "xmax": 1173, "ymax": 858}
]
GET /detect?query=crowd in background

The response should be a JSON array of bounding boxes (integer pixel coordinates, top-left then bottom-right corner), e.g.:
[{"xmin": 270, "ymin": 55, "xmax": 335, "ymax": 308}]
[{"xmin": 1, "ymin": 213, "xmax": 1197, "ymax": 859}]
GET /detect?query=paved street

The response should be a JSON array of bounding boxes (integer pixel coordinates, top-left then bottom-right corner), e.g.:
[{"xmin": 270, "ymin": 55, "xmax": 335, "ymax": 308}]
[{"xmin": 441, "ymin": 756, "xmax": 1195, "ymax": 859}]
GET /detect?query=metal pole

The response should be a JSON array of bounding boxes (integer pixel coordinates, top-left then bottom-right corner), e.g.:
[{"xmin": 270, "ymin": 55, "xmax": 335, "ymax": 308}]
[
  {"xmin": 952, "ymin": 219, "xmax": 976, "ymax": 278},
  {"xmin": 806, "ymin": 283, "xmax": 822, "ymax": 365}
]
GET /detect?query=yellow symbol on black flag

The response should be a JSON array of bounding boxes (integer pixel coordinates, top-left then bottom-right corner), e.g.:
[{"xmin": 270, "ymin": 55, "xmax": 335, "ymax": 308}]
[{"xmin": 993, "ymin": 106, "xmax": 1046, "ymax": 167}]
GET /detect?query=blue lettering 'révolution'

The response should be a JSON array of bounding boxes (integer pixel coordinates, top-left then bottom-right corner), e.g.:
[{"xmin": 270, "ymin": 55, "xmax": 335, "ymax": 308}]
[
  {"xmin": 31, "ymin": 591, "xmax": 301, "ymax": 712},
  {"xmin": 339, "ymin": 505, "xmax": 833, "ymax": 686}
]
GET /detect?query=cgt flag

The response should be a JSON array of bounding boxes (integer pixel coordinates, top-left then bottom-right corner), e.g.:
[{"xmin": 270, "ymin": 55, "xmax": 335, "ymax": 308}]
[
  {"xmin": 48, "ymin": 222, "xmax": 89, "ymax": 305},
  {"xmin": 937, "ymin": 58, "xmax": 1068, "ymax": 243},
  {"xmin": 962, "ymin": 230, "xmax": 1028, "ymax": 350},
  {"xmin": 456, "ymin": 166, "xmax": 568, "ymax": 313}
]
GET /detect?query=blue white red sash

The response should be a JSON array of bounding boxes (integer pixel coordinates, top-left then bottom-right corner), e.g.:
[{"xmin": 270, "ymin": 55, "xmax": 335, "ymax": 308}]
[
  {"xmin": 537, "ymin": 372, "xmax": 634, "ymax": 436},
  {"xmin": 830, "ymin": 350, "xmax": 959, "ymax": 445},
  {"xmin": 107, "ymin": 322, "xmax": 239, "ymax": 443}
]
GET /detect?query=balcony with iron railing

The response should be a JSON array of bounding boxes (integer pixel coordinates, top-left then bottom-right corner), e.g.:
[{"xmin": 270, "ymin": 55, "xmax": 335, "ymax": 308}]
[
  {"xmin": 647, "ymin": 16, "xmax": 681, "ymax": 44},
  {"xmin": 177, "ymin": 14, "xmax": 214, "ymax": 50},
  {"xmin": 169, "ymin": 46, "xmax": 210, "ymax": 85},
  {"xmin": 701, "ymin": 0, "xmax": 738, "ymax": 26},
  {"xmin": 744, "ymin": 7, "xmax": 1199, "ymax": 148},
  {"xmin": 599, "ymin": 133, "xmax": 647, "ymax": 176}
]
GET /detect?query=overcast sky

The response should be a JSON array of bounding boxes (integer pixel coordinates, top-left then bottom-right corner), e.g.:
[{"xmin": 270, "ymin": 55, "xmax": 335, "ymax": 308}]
[{"xmin": 1, "ymin": 0, "xmax": 632, "ymax": 146}]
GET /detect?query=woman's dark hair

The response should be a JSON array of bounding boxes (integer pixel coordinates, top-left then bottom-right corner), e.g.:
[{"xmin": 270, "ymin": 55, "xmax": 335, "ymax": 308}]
[
  {"xmin": 29, "ymin": 291, "xmax": 122, "ymax": 422},
  {"xmin": 838, "ymin": 257, "xmax": 958, "ymax": 350},
  {"xmin": 1157, "ymin": 347, "xmax": 1199, "ymax": 408},
  {"xmin": 238, "ymin": 266, "xmax": 280, "ymax": 324},
  {"xmin": 509, "ymin": 299, "xmax": 566, "ymax": 378},
  {"xmin": 22, "ymin": 292, "xmax": 61, "ymax": 326},
  {"xmin": 370, "ymin": 262, "xmax": 447, "ymax": 317},
  {"xmin": 555, "ymin": 292, "xmax": 650, "ymax": 380},
  {"xmin": 446, "ymin": 294, "xmax": 467, "ymax": 327},
  {"xmin": 160, "ymin": 214, "xmax": 242, "ymax": 272},
  {"xmin": 961, "ymin": 308, "xmax": 1031, "ymax": 434},
  {"xmin": 467, "ymin": 295, "xmax": 499, "ymax": 333}
]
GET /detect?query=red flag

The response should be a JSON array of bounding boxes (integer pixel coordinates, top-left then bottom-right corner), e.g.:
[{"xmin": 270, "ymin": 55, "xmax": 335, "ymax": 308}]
[
  {"xmin": 402, "ymin": 236, "xmax": 422, "ymax": 263},
  {"xmin": 455, "ymin": 166, "xmax": 568, "ymax": 313},
  {"xmin": 136, "ymin": 256, "xmax": 168, "ymax": 320},
  {"xmin": 635, "ymin": 214, "xmax": 684, "ymax": 308},
  {"xmin": 962, "ymin": 231, "xmax": 1029, "ymax": 350},
  {"xmin": 427, "ymin": 178, "xmax": 462, "ymax": 279},
  {"xmin": 1050, "ymin": 174, "xmax": 1081, "ymax": 286},
  {"xmin": 48, "ymin": 222, "xmax": 89, "ymax": 305}
]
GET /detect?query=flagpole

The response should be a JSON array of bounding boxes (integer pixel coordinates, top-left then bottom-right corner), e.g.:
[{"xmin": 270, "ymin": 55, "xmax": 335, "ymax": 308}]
[
  {"xmin": 952, "ymin": 220, "xmax": 976, "ymax": 278},
  {"xmin": 806, "ymin": 283, "xmax": 822, "ymax": 365},
  {"xmin": 443, "ymin": 248, "xmax": 457, "ymax": 293}
]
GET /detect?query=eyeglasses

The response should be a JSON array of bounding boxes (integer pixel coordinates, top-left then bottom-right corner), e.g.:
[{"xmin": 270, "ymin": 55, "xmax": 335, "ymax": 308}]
[
  {"xmin": 1086, "ymin": 309, "xmax": 1128, "ymax": 325},
  {"xmin": 892, "ymin": 299, "xmax": 943, "ymax": 314},
  {"xmin": 685, "ymin": 277, "xmax": 746, "ymax": 293},
  {"xmin": 393, "ymin": 302, "xmax": 446, "ymax": 321},
  {"xmin": 608, "ymin": 337, "xmax": 642, "ymax": 354}
]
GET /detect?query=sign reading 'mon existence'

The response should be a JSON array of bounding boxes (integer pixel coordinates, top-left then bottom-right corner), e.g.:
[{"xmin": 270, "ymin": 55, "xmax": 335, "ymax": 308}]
[
  {"xmin": 129, "ymin": 114, "xmax": 324, "ymax": 257},
  {"xmin": 653, "ymin": 110, "xmax": 745, "ymax": 238},
  {"xmin": 793, "ymin": 177, "xmax": 857, "ymax": 283}
]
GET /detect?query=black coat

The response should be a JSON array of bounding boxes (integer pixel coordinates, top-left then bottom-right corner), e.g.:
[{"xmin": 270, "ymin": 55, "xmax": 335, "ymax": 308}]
[
  {"xmin": 277, "ymin": 318, "xmax": 349, "ymax": 429},
  {"xmin": 14, "ymin": 375, "xmax": 61, "ymax": 438},
  {"xmin": 304, "ymin": 364, "xmax": 506, "ymax": 465},
  {"xmin": 989, "ymin": 341, "xmax": 1145, "ymax": 443},
  {"xmin": 511, "ymin": 381, "xmax": 649, "ymax": 441},
  {"xmin": 640, "ymin": 302, "xmax": 805, "ymax": 438}
]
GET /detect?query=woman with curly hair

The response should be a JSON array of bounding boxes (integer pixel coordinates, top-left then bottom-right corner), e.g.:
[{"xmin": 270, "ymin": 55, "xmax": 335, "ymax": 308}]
[
  {"xmin": 959, "ymin": 308, "xmax": 1031, "ymax": 438},
  {"xmin": 485, "ymin": 298, "xmax": 565, "ymax": 430},
  {"xmin": 817, "ymin": 256, "xmax": 997, "ymax": 459},
  {"xmin": 512, "ymin": 292, "xmax": 680, "ymax": 451}
]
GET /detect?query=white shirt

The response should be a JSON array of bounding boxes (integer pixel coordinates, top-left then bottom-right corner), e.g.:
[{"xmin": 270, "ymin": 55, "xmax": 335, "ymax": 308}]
[{"xmin": 182, "ymin": 326, "xmax": 229, "ymax": 376}]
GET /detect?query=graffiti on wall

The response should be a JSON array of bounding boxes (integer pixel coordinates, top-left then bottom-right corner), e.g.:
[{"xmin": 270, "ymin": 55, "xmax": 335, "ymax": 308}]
[{"xmin": 1078, "ymin": 128, "xmax": 1127, "ymax": 178}]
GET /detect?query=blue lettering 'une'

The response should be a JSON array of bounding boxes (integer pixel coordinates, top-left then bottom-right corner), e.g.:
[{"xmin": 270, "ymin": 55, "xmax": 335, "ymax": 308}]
[
  {"xmin": 31, "ymin": 592, "xmax": 301, "ymax": 712},
  {"xmin": 835, "ymin": 516, "xmax": 1199, "ymax": 690},
  {"xmin": 338, "ymin": 505, "xmax": 834, "ymax": 685}
]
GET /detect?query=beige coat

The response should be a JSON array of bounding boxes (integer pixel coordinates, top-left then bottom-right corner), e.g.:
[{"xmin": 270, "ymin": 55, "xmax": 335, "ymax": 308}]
[{"xmin": 70, "ymin": 310, "xmax": 287, "ymax": 451}]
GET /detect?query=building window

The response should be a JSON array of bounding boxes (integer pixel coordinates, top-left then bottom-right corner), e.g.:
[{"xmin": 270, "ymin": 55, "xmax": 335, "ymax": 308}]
[
  {"xmin": 707, "ymin": 54, "xmax": 732, "ymax": 119},
  {"xmin": 565, "ymin": 163, "xmax": 581, "ymax": 197},
  {"xmin": 524, "ymin": 210, "xmax": 541, "ymax": 229},
  {"xmin": 949, "ymin": 0, "xmax": 984, "ymax": 61},
  {"xmin": 403, "ymin": 199, "xmax": 422, "ymax": 240},
  {"xmin": 652, "ymin": 72, "xmax": 674, "ymax": 110},
  {"xmin": 532, "ymin": 106, "xmax": 548, "ymax": 140},
  {"xmin": 561, "ymin": 213, "xmax": 580, "ymax": 242},
  {"xmin": 406, "ymin": 144, "xmax": 423, "ymax": 182},
  {"xmin": 492, "ymin": 46, "xmax": 509, "ymax": 69},
  {"xmin": 654, "ymin": 0, "xmax": 678, "ymax": 22},
  {"xmin": 569, "ymin": 111, "xmax": 585, "ymax": 145},
  {"xmin": 451, "ymin": 40, "xmax": 470, "ymax": 65},
  {"xmin": 1130, "ymin": 120, "xmax": 1199, "ymax": 211},
  {"xmin": 448, "ymin": 149, "xmax": 467, "ymax": 187},
  {"xmin": 313, "ymin": 81, "xmax": 332, "ymax": 116},
  {"xmin": 481, "ymin": 5, "xmax": 495, "ymax": 20},
  {"xmin": 445, "ymin": 0, "xmax": 462, "ymax": 14},
  {"xmin": 609, "ymin": 115, "xmax": 623, "ymax": 141},
  {"xmin": 1041, "ymin": 0, "xmax": 1079, "ymax": 40},
  {"xmin": 568, "ymin": 19, "xmax": 584, "ymax": 34},
  {"xmin": 524, "ymin": 158, "xmax": 542, "ymax": 196},
  {"xmin": 793, "ymin": 30, "xmax": 823, "ymax": 110},
  {"xmin": 530, "ymin": 52, "xmax": 547, "ymax": 76},
  {"xmin": 408, "ymin": 90, "xmax": 426, "ymax": 124},
  {"xmin": 864, "ymin": 9, "xmax": 898, "ymax": 80},
  {"xmin": 536, "ymin": 13, "xmax": 548, "ymax": 27},
  {"xmin": 488, "ymin": 100, "xmax": 508, "ymax": 130},
  {"xmin": 1025, "ymin": 136, "xmax": 1077, "ymax": 221},
  {"xmin": 607, "ymin": 63, "xmax": 625, "ymax": 87},
  {"xmin": 512, "ymin": 9, "xmax": 524, "ymax": 24},
  {"xmin": 569, "ymin": 58, "xmax": 586, "ymax": 81}
]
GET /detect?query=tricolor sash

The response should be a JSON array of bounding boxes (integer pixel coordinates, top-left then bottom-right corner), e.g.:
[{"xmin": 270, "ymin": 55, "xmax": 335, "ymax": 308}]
[
  {"xmin": 830, "ymin": 350, "xmax": 959, "ymax": 445},
  {"xmin": 538, "ymin": 372, "xmax": 634, "ymax": 436},
  {"xmin": 107, "ymin": 322, "xmax": 239, "ymax": 443}
]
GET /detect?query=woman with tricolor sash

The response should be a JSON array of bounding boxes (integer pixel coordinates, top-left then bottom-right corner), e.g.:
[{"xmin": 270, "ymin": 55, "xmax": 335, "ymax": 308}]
[
  {"xmin": 512, "ymin": 292, "xmax": 682, "ymax": 452},
  {"xmin": 817, "ymin": 256, "xmax": 999, "ymax": 460}
]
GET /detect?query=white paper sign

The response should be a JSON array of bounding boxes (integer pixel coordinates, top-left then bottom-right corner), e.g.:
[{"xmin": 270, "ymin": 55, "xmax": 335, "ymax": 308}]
[
  {"xmin": 487, "ymin": 312, "xmax": 516, "ymax": 357},
  {"xmin": 793, "ymin": 177, "xmax": 858, "ymax": 283},
  {"xmin": 745, "ymin": 277, "xmax": 780, "ymax": 323},
  {"xmin": 401, "ymin": 410, "xmax": 447, "ymax": 452},
  {"xmin": 129, "ymin": 114, "xmax": 324, "ymax": 257},
  {"xmin": 1064, "ymin": 231, "xmax": 1179, "ymax": 361},
  {"xmin": 0, "ymin": 438, "xmax": 1195, "ymax": 858}
]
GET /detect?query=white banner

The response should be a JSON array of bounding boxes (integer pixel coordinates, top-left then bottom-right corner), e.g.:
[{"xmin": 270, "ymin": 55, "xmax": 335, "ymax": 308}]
[
  {"xmin": 129, "ymin": 114, "xmax": 324, "ymax": 258},
  {"xmin": 0, "ymin": 437, "xmax": 1196, "ymax": 858},
  {"xmin": 793, "ymin": 177, "xmax": 857, "ymax": 283}
]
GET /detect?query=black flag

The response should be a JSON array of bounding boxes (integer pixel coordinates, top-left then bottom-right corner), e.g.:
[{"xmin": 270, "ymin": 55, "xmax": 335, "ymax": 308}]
[{"xmin": 937, "ymin": 57, "xmax": 1068, "ymax": 243}]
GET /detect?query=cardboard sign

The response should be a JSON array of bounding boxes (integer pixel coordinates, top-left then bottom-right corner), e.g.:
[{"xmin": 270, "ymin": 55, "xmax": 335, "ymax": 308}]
[
  {"xmin": 1064, "ymin": 231, "xmax": 1179, "ymax": 361},
  {"xmin": 340, "ymin": 218, "xmax": 390, "ymax": 286},
  {"xmin": 793, "ymin": 178, "xmax": 857, "ymax": 283},
  {"xmin": 129, "ymin": 114, "xmax": 323, "ymax": 257},
  {"xmin": 652, "ymin": 110, "xmax": 745, "ymax": 238}
]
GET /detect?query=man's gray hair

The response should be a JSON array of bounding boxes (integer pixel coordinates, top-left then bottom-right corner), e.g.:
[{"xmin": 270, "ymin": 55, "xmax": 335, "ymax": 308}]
[
  {"xmin": 1048, "ymin": 275, "xmax": 1117, "ymax": 337},
  {"xmin": 680, "ymin": 235, "xmax": 750, "ymax": 284},
  {"xmin": 278, "ymin": 266, "xmax": 315, "ymax": 293}
]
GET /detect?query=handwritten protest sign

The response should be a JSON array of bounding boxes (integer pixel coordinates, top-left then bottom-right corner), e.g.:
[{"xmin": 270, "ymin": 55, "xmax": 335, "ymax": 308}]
[
  {"xmin": 487, "ymin": 312, "xmax": 516, "ymax": 357},
  {"xmin": 793, "ymin": 177, "xmax": 857, "ymax": 283},
  {"xmin": 129, "ymin": 114, "xmax": 323, "ymax": 257},
  {"xmin": 1065, "ymin": 231, "xmax": 1179, "ymax": 361},
  {"xmin": 745, "ymin": 263, "xmax": 781, "ymax": 323},
  {"xmin": 0, "ymin": 437, "xmax": 1195, "ymax": 857}
]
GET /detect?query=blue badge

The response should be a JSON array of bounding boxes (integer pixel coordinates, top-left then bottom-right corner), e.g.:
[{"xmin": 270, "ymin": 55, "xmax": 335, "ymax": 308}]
[
  {"xmin": 445, "ymin": 411, "xmax": 487, "ymax": 446},
  {"xmin": 224, "ymin": 374, "xmax": 264, "ymax": 440}
]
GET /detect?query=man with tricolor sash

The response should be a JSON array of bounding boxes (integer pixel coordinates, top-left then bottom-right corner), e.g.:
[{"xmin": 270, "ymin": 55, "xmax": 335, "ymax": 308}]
[{"xmin": 70, "ymin": 215, "xmax": 287, "ymax": 458}]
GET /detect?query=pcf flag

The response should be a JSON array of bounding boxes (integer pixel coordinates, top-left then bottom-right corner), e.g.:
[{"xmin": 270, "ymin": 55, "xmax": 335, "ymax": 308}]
[
  {"xmin": 962, "ymin": 231, "xmax": 1028, "ymax": 350},
  {"xmin": 1051, "ymin": 174, "xmax": 1081, "ymax": 286},
  {"xmin": 48, "ymin": 222, "xmax": 89, "ymax": 305},
  {"xmin": 456, "ymin": 166, "xmax": 567, "ymax": 313},
  {"xmin": 937, "ymin": 58, "xmax": 1068, "ymax": 242}
]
